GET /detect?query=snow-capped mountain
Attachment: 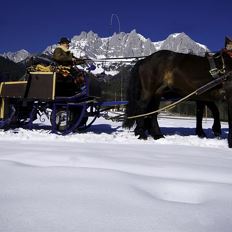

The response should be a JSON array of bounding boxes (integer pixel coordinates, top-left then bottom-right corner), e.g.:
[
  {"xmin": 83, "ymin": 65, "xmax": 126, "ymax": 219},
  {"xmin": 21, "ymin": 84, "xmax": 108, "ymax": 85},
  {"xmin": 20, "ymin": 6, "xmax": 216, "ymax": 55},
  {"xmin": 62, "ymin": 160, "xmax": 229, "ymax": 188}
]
[
  {"xmin": 44, "ymin": 30, "xmax": 209, "ymax": 59},
  {"xmin": 42, "ymin": 30, "xmax": 209, "ymax": 75},
  {"xmin": 43, "ymin": 30, "xmax": 156, "ymax": 59},
  {"xmin": 159, "ymin": 33, "xmax": 208, "ymax": 55},
  {"xmin": 1, "ymin": 31, "xmax": 209, "ymax": 64},
  {"xmin": 1, "ymin": 49, "xmax": 31, "ymax": 63}
]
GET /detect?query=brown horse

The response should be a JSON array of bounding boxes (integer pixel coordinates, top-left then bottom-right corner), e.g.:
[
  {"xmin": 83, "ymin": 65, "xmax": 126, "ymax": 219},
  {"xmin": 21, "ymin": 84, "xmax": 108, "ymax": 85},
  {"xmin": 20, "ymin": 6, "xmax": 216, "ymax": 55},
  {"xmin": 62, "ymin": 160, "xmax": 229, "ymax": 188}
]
[{"xmin": 123, "ymin": 50, "xmax": 232, "ymax": 147}]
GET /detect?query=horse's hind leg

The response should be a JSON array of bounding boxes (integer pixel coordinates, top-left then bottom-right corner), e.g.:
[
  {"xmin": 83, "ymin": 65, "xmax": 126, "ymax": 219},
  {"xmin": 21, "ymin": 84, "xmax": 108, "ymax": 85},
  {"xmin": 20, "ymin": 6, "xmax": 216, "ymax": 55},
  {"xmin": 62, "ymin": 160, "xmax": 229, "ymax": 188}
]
[
  {"xmin": 206, "ymin": 102, "xmax": 221, "ymax": 137},
  {"xmin": 134, "ymin": 118, "xmax": 148, "ymax": 140},
  {"xmin": 147, "ymin": 97, "xmax": 164, "ymax": 140},
  {"xmin": 195, "ymin": 101, "xmax": 206, "ymax": 138},
  {"xmin": 148, "ymin": 115, "xmax": 164, "ymax": 139},
  {"xmin": 134, "ymin": 98, "xmax": 151, "ymax": 140}
]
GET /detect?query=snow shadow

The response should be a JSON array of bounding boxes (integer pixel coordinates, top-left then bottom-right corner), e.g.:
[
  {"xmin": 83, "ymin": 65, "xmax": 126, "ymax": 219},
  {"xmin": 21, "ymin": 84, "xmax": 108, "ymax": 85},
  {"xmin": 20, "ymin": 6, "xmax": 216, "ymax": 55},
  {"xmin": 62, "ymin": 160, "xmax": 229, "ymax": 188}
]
[
  {"xmin": 161, "ymin": 126, "xmax": 228, "ymax": 139},
  {"xmin": 85, "ymin": 123, "xmax": 121, "ymax": 134}
]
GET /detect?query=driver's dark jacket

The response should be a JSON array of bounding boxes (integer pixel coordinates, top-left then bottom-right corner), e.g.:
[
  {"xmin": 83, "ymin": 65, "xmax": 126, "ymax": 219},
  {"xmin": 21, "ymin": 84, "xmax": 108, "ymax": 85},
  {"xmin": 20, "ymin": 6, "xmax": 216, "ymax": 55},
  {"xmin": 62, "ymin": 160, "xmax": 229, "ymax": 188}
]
[{"xmin": 53, "ymin": 46, "xmax": 73, "ymax": 66}]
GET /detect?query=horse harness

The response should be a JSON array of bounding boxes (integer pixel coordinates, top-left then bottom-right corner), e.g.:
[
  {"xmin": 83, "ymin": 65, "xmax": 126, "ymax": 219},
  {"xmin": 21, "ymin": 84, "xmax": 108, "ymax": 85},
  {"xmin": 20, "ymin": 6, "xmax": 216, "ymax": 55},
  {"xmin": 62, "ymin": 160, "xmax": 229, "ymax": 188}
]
[
  {"xmin": 201, "ymin": 50, "xmax": 232, "ymax": 95},
  {"xmin": 207, "ymin": 51, "xmax": 226, "ymax": 79}
]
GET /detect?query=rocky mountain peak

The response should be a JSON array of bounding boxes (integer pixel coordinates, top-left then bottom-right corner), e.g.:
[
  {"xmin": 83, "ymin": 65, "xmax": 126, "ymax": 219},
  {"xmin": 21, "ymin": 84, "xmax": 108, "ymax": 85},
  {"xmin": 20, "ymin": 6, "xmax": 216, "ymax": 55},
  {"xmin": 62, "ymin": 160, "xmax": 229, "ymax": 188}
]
[
  {"xmin": 1, "ymin": 31, "xmax": 209, "ymax": 63},
  {"xmin": 159, "ymin": 32, "xmax": 208, "ymax": 55},
  {"xmin": 1, "ymin": 49, "xmax": 31, "ymax": 63}
]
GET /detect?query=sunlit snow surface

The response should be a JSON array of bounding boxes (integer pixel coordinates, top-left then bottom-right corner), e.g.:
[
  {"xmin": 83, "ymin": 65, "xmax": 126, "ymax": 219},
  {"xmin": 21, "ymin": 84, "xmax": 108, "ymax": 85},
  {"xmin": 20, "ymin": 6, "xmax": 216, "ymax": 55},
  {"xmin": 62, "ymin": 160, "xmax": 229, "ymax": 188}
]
[{"xmin": 0, "ymin": 115, "xmax": 231, "ymax": 232}]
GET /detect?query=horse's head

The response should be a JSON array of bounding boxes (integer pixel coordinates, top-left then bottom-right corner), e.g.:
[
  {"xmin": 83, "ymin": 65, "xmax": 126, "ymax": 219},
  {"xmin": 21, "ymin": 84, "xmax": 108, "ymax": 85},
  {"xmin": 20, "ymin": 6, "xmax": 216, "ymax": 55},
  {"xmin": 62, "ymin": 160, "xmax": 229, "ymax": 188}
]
[
  {"xmin": 221, "ymin": 49, "xmax": 232, "ymax": 71},
  {"xmin": 220, "ymin": 49, "xmax": 232, "ymax": 107}
]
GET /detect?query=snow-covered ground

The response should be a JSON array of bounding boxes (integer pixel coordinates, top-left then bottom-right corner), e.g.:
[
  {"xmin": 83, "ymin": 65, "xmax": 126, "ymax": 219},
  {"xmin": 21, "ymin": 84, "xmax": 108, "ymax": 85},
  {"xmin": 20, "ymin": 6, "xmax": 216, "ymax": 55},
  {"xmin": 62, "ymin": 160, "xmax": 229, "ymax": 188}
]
[{"xmin": 0, "ymin": 114, "xmax": 232, "ymax": 232}]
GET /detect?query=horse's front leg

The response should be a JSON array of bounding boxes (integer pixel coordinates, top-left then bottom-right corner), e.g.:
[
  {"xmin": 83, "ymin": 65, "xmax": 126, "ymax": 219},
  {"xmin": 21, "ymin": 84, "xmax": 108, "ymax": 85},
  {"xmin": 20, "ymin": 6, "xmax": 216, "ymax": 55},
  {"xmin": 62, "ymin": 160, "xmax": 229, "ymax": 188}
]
[
  {"xmin": 134, "ymin": 118, "xmax": 148, "ymax": 140},
  {"xmin": 147, "ymin": 97, "xmax": 164, "ymax": 140},
  {"xmin": 148, "ymin": 114, "xmax": 164, "ymax": 140},
  {"xmin": 227, "ymin": 99, "xmax": 232, "ymax": 148},
  {"xmin": 224, "ymin": 82, "xmax": 232, "ymax": 148},
  {"xmin": 134, "ymin": 98, "xmax": 151, "ymax": 140},
  {"xmin": 206, "ymin": 102, "xmax": 221, "ymax": 137}
]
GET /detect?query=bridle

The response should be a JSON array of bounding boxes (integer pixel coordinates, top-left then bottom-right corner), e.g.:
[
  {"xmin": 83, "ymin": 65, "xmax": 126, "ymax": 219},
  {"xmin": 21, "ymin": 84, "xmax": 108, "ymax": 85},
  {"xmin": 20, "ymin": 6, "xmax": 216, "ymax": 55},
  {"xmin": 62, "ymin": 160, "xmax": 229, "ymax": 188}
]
[{"xmin": 207, "ymin": 50, "xmax": 227, "ymax": 79}]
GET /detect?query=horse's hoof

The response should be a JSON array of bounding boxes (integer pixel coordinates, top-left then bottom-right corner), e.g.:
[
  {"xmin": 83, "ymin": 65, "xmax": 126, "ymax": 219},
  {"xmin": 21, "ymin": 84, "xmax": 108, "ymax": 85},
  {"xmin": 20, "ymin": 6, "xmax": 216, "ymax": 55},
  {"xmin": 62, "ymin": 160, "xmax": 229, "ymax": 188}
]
[
  {"xmin": 197, "ymin": 133, "xmax": 207, "ymax": 138},
  {"xmin": 152, "ymin": 134, "xmax": 164, "ymax": 140},
  {"xmin": 228, "ymin": 141, "xmax": 232, "ymax": 148},
  {"xmin": 213, "ymin": 129, "xmax": 221, "ymax": 137},
  {"xmin": 196, "ymin": 130, "xmax": 206, "ymax": 138},
  {"xmin": 213, "ymin": 132, "xmax": 221, "ymax": 138},
  {"xmin": 215, "ymin": 136, "xmax": 221, "ymax": 140},
  {"xmin": 212, "ymin": 126, "xmax": 221, "ymax": 136},
  {"xmin": 138, "ymin": 134, "xmax": 147, "ymax": 140},
  {"xmin": 134, "ymin": 130, "xmax": 140, "ymax": 136},
  {"xmin": 228, "ymin": 134, "xmax": 232, "ymax": 148}
]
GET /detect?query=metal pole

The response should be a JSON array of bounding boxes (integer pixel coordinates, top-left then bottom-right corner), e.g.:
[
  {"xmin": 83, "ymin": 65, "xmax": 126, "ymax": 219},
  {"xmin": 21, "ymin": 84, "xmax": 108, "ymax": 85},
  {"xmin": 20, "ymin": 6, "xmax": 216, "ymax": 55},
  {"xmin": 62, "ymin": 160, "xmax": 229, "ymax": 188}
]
[
  {"xmin": 110, "ymin": 14, "xmax": 122, "ymax": 102},
  {"xmin": 110, "ymin": 14, "xmax": 121, "ymax": 33}
]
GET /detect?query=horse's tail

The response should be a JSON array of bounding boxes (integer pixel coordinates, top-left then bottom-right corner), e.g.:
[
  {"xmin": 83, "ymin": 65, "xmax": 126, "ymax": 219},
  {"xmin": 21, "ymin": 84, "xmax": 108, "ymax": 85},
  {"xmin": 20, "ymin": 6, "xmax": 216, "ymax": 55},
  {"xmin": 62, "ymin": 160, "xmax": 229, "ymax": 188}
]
[{"xmin": 123, "ymin": 60, "xmax": 142, "ymax": 128}]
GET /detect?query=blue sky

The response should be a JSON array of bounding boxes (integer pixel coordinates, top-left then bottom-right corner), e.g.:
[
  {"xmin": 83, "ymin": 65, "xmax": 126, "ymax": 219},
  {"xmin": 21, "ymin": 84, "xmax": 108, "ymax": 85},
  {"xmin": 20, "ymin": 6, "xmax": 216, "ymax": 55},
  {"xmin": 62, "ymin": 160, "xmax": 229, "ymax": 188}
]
[{"xmin": 1, "ymin": 0, "xmax": 231, "ymax": 53}]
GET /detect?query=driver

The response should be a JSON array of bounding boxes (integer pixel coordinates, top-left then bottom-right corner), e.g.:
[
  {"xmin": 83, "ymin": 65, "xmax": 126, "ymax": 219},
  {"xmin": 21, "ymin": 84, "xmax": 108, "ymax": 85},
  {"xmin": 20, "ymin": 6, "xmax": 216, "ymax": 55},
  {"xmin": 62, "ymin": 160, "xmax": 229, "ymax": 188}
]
[
  {"xmin": 52, "ymin": 37, "xmax": 86, "ymax": 95},
  {"xmin": 53, "ymin": 37, "xmax": 85, "ymax": 66}
]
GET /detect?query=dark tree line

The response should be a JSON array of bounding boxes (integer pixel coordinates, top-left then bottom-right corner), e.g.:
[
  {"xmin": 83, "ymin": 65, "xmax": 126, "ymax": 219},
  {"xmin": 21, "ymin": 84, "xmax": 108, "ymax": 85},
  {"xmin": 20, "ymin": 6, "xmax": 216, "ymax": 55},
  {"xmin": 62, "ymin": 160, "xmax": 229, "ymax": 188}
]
[{"xmin": 0, "ymin": 56, "xmax": 26, "ymax": 81}]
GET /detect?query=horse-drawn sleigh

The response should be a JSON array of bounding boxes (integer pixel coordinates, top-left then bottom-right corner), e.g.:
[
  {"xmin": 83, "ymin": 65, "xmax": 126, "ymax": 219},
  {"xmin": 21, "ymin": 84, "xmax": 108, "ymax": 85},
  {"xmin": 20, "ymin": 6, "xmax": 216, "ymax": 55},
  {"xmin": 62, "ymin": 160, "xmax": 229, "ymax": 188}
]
[
  {"xmin": 0, "ymin": 61, "xmax": 129, "ymax": 135},
  {"xmin": 0, "ymin": 49, "xmax": 231, "ymax": 147}
]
